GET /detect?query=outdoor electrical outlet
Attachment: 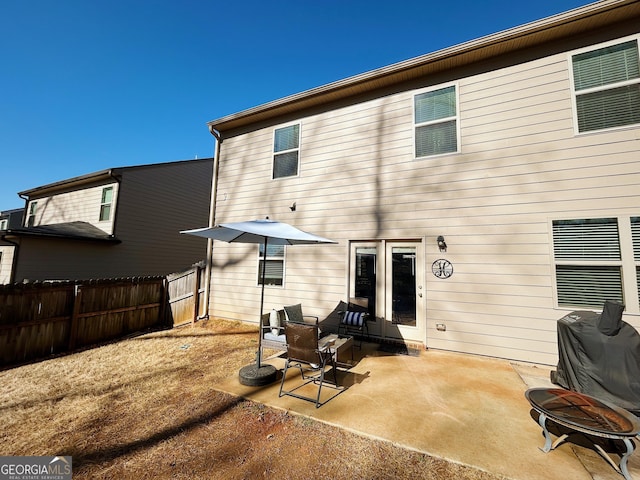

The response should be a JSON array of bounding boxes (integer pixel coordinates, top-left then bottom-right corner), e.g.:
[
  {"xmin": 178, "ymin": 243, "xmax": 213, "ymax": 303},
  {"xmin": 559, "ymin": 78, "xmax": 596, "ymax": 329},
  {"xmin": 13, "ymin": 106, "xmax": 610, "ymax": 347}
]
[{"xmin": 436, "ymin": 323, "xmax": 447, "ymax": 331}]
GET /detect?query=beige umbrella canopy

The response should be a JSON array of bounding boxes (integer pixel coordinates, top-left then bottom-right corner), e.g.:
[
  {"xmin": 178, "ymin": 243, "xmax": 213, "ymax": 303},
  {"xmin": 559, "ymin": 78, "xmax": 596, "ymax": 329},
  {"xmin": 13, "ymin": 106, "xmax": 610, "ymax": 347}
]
[{"xmin": 182, "ymin": 218, "xmax": 337, "ymax": 385}]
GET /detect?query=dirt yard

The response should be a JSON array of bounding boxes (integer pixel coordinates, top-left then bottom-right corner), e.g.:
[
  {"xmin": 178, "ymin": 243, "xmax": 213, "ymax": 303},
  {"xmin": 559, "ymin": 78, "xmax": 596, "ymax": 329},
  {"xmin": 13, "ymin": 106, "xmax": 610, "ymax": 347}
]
[{"xmin": 0, "ymin": 319, "xmax": 505, "ymax": 479}]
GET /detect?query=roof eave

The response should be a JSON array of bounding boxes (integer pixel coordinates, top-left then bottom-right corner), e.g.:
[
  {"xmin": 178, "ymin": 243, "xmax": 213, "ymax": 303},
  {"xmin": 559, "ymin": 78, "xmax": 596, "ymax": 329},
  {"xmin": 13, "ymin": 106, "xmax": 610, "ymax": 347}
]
[
  {"xmin": 3, "ymin": 228, "xmax": 121, "ymax": 243},
  {"xmin": 207, "ymin": 0, "xmax": 640, "ymax": 133},
  {"xmin": 18, "ymin": 169, "xmax": 117, "ymax": 198}
]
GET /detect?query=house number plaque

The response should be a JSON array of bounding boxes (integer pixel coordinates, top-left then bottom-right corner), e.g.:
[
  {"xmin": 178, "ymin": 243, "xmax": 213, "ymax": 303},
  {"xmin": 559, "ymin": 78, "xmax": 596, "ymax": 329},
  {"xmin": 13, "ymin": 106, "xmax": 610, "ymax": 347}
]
[{"xmin": 432, "ymin": 259, "xmax": 453, "ymax": 279}]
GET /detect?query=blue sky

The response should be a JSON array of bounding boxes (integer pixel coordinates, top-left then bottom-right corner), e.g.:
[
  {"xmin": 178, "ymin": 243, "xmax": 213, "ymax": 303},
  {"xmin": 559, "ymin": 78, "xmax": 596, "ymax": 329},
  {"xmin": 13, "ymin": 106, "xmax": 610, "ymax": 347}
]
[{"xmin": 1, "ymin": 0, "xmax": 589, "ymax": 210}]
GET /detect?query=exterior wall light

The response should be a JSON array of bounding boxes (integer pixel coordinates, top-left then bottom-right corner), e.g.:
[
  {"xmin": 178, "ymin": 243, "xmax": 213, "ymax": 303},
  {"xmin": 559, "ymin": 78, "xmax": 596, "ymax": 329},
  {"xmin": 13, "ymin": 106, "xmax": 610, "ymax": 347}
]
[{"xmin": 437, "ymin": 235, "xmax": 447, "ymax": 252}]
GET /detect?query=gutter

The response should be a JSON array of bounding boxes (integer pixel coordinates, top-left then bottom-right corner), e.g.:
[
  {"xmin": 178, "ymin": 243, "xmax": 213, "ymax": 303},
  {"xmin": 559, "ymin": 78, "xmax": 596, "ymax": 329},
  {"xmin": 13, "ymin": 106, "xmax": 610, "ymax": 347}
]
[{"xmin": 201, "ymin": 126, "xmax": 222, "ymax": 319}]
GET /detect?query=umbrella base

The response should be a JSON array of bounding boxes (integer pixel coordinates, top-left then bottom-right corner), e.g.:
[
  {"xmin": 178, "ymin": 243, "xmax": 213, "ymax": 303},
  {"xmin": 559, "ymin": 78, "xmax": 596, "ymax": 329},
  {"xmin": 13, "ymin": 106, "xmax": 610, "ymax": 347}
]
[{"xmin": 239, "ymin": 364, "xmax": 278, "ymax": 386}]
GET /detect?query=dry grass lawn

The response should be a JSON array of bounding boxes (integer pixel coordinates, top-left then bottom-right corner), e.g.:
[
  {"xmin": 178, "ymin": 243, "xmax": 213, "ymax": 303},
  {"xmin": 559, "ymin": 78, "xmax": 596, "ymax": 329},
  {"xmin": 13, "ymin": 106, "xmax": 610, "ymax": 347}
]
[{"xmin": 0, "ymin": 319, "xmax": 504, "ymax": 479}]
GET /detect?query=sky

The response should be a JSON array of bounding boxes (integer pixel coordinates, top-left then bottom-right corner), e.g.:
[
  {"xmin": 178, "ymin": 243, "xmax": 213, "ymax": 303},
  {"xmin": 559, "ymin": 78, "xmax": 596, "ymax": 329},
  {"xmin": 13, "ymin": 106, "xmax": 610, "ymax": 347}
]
[{"xmin": 1, "ymin": 0, "xmax": 590, "ymax": 210}]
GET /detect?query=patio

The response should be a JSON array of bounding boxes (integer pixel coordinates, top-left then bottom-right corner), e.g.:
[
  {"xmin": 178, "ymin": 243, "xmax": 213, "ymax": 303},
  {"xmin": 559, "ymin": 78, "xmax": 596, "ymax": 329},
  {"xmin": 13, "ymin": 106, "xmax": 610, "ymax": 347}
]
[{"xmin": 215, "ymin": 341, "xmax": 640, "ymax": 480}]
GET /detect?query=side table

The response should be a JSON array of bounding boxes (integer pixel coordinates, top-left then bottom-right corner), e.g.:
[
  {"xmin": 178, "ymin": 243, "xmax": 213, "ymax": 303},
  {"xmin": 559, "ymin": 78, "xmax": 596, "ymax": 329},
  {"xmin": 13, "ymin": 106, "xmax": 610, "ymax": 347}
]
[{"xmin": 319, "ymin": 334, "xmax": 354, "ymax": 367}]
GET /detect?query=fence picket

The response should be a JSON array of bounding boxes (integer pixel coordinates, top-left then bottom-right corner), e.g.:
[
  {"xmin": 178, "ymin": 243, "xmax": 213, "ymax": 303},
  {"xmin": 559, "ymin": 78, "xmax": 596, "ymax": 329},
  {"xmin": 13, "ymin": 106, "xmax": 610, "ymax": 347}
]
[{"xmin": 0, "ymin": 262, "xmax": 204, "ymax": 367}]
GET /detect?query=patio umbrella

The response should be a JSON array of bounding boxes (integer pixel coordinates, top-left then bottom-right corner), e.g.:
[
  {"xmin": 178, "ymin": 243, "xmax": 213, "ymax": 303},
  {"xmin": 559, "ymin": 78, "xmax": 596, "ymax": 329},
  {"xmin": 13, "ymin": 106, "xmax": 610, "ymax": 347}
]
[{"xmin": 181, "ymin": 218, "xmax": 337, "ymax": 385}]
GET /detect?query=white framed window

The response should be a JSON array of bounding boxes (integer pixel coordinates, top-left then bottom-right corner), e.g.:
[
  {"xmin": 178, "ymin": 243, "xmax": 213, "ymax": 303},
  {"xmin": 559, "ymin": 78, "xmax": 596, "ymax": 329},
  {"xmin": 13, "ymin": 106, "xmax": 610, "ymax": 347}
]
[
  {"xmin": 632, "ymin": 217, "xmax": 640, "ymax": 309},
  {"xmin": 552, "ymin": 218, "xmax": 624, "ymax": 309},
  {"xmin": 26, "ymin": 201, "xmax": 37, "ymax": 227},
  {"xmin": 0, "ymin": 219, "xmax": 7, "ymax": 230},
  {"xmin": 570, "ymin": 36, "xmax": 640, "ymax": 133},
  {"xmin": 99, "ymin": 186, "xmax": 114, "ymax": 221},
  {"xmin": 414, "ymin": 83, "xmax": 460, "ymax": 158},
  {"xmin": 258, "ymin": 244, "xmax": 285, "ymax": 286},
  {"xmin": 272, "ymin": 123, "xmax": 300, "ymax": 179}
]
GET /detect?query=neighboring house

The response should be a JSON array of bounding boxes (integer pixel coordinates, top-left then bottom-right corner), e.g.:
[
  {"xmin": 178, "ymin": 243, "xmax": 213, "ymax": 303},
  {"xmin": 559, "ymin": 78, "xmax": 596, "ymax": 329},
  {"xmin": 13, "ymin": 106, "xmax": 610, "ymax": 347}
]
[
  {"xmin": 199, "ymin": 0, "xmax": 640, "ymax": 365},
  {"xmin": 0, "ymin": 209, "xmax": 23, "ymax": 284},
  {"xmin": 1, "ymin": 159, "xmax": 213, "ymax": 283}
]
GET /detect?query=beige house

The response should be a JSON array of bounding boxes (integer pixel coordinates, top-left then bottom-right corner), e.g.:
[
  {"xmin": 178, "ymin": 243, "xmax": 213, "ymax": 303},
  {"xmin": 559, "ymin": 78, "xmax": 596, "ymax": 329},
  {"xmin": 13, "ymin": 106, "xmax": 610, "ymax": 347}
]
[
  {"xmin": 201, "ymin": 0, "xmax": 640, "ymax": 365},
  {"xmin": 1, "ymin": 159, "xmax": 213, "ymax": 283},
  {"xmin": 0, "ymin": 209, "xmax": 23, "ymax": 284}
]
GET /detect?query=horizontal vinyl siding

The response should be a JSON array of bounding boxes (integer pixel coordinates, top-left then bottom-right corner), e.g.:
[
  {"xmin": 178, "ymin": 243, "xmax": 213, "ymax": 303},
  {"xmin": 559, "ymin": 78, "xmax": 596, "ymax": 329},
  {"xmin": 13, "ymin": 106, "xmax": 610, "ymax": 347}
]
[
  {"xmin": 15, "ymin": 237, "xmax": 118, "ymax": 281},
  {"xmin": 211, "ymin": 37, "xmax": 640, "ymax": 365},
  {"xmin": 15, "ymin": 160, "xmax": 213, "ymax": 281},
  {"xmin": 30, "ymin": 182, "xmax": 118, "ymax": 234},
  {"xmin": 209, "ymin": 242, "xmax": 344, "ymax": 323},
  {"xmin": 0, "ymin": 246, "xmax": 15, "ymax": 284},
  {"xmin": 112, "ymin": 161, "xmax": 213, "ymax": 277}
]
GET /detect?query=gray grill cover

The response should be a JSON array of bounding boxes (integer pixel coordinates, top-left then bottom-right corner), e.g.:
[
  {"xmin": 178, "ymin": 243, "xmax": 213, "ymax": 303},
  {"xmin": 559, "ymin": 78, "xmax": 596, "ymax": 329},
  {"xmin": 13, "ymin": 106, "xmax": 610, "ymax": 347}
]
[{"xmin": 551, "ymin": 301, "xmax": 640, "ymax": 414}]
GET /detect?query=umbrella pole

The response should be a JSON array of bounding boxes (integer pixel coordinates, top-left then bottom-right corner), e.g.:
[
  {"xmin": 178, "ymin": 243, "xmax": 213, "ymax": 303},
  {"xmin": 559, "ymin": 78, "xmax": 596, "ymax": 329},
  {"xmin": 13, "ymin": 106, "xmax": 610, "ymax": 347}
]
[
  {"xmin": 256, "ymin": 236, "xmax": 268, "ymax": 367},
  {"xmin": 239, "ymin": 235, "xmax": 277, "ymax": 386}
]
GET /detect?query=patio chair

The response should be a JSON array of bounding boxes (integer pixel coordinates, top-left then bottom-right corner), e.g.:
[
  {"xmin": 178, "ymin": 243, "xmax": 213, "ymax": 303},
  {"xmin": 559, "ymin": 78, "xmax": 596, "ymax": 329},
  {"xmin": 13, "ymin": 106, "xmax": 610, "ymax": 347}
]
[
  {"xmin": 283, "ymin": 303, "xmax": 319, "ymax": 326},
  {"xmin": 338, "ymin": 298, "xmax": 370, "ymax": 347},
  {"xmin": 278, "ymin": 321, "xmax": 339, "ymax": 408},
  {"xmin": 261, "ymin": 305, "xmax": 321, "ymax": 360}
]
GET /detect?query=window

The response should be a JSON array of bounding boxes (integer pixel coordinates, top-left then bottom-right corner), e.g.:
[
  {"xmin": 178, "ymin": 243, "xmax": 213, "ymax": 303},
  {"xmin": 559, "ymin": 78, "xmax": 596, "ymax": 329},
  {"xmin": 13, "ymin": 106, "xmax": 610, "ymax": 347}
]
[
  {"xmin": 273, "ymin": 123, "xmax": 300, "ymax": 179},
  {"xmin": 414, "ymin": 84, "xmax": 459, "ymax": 158},
  {"xmin": 355, "ymin": 246, "xmax": 377, "ymax": 318},
  {"xmin": 26, "ymin": 202, "xmax": 37, "ymax": 227},
  {"xmin": 0, "ymin": 219, "xmax": 7, "ymax": 230},
  {"xmin": 632, "ymin": 217, "xmax": 640, "ymax": 305},
  {"xmin": 571, "ymin": 38, "xmax": 640, "ymax": 133},
  {"xmin": 258, "ymin": 244, "xmax": 285, "ymax": 286},
  {"xmin": 552, "ymin": 218, "xmax": 623, "ymax": 308},
  {"xmin": 99, "ymin": 186, "xmax": 114, "ymax": 221}
]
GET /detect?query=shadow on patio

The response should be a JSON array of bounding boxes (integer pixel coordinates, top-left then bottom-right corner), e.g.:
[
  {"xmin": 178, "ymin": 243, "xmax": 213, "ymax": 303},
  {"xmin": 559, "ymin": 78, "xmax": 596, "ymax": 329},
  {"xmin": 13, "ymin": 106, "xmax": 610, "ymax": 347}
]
[{"xmin": 214, "ymin": 341, "xmax": 640, "ymax": 480}]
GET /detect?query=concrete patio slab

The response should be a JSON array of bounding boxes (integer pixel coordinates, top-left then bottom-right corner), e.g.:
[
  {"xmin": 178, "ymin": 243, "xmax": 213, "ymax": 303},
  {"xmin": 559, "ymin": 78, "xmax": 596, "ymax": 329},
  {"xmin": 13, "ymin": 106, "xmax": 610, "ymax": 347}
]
[{"xmin": 214, "ymin": 344, "xmax": 639, "ymax": 480}]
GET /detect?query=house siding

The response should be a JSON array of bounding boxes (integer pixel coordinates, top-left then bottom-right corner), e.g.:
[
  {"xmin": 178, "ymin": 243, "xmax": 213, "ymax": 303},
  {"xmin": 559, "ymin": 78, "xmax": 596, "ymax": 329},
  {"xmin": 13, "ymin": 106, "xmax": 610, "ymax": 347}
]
[
  {"xmin": 209, "ymin": 26, "xmax": 640, "ymax": 365},
  {"xmin": 0, "ymin": 246, "xmax": 14, "ymax": 284},
  {"xmin": 27, "ymin": 181, "xmax": 118, "ymax": 235},
  {"xmin": 14, "ymin": 159, "xmax": 213, "ymax": 281},
  {"xmin": 113, "ymin": 160, "xmax": 213, "ymax": 275}
]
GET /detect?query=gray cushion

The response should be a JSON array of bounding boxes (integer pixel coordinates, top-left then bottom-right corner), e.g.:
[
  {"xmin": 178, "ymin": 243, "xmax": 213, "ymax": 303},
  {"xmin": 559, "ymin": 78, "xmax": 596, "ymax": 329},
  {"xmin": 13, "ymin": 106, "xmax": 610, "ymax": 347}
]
[{"xmin": 284, "ymin": 304, "xmax": 304, "ymax": 323}]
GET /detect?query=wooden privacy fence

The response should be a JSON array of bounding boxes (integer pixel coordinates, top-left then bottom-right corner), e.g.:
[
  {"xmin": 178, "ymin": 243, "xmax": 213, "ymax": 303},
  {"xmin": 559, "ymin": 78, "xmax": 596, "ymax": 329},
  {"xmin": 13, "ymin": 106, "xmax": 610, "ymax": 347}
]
[
  {"xmin": 0, "ymin": 263, "xmax": 207, "ymax": 367},
  {"xmin": 166, "ymin": 261, "xmax": 207, "ymax": 327},
  {"xmin": 0, "ymin": 277, "xmax": 167, "ymax": 367}
]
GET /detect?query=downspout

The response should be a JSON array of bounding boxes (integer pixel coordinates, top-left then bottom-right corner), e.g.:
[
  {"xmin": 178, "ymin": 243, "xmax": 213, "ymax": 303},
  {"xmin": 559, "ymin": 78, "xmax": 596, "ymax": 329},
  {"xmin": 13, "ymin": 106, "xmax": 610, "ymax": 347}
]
[
  {"xmin": 6, "ymin": 192, "xmax": 32, "ymax": 284},
  {"xmin": 201, "ymin": 125, "xmax": 222, "ymax": 319},
  {"xmin": 107, "ymin": 170, "xmax": 122, "ymax": 238}
]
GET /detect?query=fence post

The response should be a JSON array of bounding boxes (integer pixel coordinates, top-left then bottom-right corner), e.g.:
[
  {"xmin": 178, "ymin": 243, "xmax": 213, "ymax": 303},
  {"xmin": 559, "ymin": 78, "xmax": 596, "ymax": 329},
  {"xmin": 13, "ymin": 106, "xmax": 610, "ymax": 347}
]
[
  {"xmin": 68, "ymin": 284, "xmax": 82, "ymax": 351},
  {"xmin": 192, "ymin": 265, "xmax": 201, "ymax": 325},
  {"xmin": 159, "ymin": 277, "xmax": 168, "ymax": 327}
]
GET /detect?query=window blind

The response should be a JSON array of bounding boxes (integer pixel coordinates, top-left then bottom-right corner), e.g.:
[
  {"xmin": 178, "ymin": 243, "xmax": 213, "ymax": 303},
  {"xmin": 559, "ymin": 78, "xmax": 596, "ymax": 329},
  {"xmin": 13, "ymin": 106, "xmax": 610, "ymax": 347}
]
[
  {"xmin": 631, "ymin": 217, "xmax": 640, "ymax": 260},
  {"xmin": 573, "ymin": 40, "xmax": 640, "ymax": 132},
  {"xmin": 259, "ymin": 244, "xmax": 284, "ymax": 286},
  {"xmin": 415, "ymin": 86, "xmax": 456, "ymax": 123},
  {"xmin": 552, "ymin": 218, "xmax": 620, "ymax": 260},
  {"xmin": 260, "ymin": 244, "xmax": 284, "ymax": 257},
  {"xmin": 259, "ymin": 260, "xmax": 284, "ymax": 286},
  {"xmin": 274, "ymin": 124, "xmax": 299, "ymax": 152},
  {"xmin": 414, "ymin": 86, "xmax": 457, "ymax": 157},
  {"xmin": 556, "ymin": 265, "xmax": 623, "ymax": 307},
  {"xmin": 553, "ymin": 218, "xmax": 623, "ymax": 308},
  {"xmin": 273, "ymin": 151, "xmax": 299, "ymax": 178},
  {"xmin": 576, "ymin": 84, "xmax": 640, "ymax": 132},
  {"xmin": 573, "ymin": 40, "xmax": 639, "ymax": 91},
  {"xmin": 415, "ymin": 121, "xmax": 457, "ymax": 157}
]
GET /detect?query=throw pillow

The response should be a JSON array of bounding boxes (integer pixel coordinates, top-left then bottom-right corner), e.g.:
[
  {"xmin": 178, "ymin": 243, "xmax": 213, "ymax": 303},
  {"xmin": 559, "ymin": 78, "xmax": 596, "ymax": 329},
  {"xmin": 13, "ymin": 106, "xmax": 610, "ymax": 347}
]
[{"xmin": 269, "ymin": 309, "xmax": 280, "ymax": 335}]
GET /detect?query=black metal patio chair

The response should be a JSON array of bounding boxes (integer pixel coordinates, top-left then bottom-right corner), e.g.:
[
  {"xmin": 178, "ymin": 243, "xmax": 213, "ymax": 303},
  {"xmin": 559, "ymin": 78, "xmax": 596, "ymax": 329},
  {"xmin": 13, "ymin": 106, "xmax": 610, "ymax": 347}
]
[{"xmin": 278, "ymin": 321, "xmax": 339, "ymax": 408}]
